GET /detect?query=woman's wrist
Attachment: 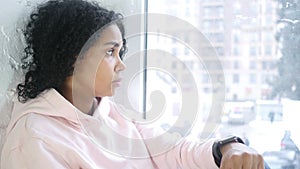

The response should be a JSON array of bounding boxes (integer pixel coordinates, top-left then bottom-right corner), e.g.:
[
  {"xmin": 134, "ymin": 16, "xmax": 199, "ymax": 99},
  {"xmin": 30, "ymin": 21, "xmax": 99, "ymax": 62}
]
[{"xmin": 212, "ymin": 136, "xmax": 245, "ymax": 167}]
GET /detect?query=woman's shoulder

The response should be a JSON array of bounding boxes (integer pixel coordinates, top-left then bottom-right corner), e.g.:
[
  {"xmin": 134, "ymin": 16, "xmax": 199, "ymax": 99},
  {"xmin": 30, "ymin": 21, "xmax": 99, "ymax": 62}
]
[{"xmin": 7, "ymin": 89, "xmax": 82, "ymax": 139}]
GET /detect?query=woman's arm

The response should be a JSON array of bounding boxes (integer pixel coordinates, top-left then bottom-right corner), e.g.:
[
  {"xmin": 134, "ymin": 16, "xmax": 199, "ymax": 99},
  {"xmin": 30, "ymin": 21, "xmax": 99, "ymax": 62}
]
[
  {"xmin": 135, "ymin": 123, "xmax": 219, "ymax": 169},
  {"xmin": 136, "ymin": 124, "xmax": 264, "ymax": 169}
]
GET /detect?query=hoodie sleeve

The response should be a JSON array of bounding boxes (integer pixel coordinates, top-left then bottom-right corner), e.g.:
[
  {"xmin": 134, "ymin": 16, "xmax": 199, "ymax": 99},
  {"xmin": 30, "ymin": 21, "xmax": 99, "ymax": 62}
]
[{"xmin": 135, "ymin": 124, "xmax": 219, "ymax": 169}]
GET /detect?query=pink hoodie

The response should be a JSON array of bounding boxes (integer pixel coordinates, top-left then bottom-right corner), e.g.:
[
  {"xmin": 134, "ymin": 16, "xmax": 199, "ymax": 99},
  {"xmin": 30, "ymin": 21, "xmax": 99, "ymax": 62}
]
[{"xmin": 1, "ymin": 89, "xmax": 218, "ymax": 169}]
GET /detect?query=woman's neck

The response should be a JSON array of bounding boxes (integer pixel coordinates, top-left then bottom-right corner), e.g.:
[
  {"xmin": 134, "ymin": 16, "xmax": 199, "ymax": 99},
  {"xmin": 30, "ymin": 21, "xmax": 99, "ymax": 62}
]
[{"xmin": 59, "ymin": 78, "xmax": 95, "ymax": 115}]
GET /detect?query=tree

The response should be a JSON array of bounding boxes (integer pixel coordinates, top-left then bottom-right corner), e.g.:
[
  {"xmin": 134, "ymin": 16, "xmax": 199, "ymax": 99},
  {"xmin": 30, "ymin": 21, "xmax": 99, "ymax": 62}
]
[{"xmin": 272, "ymin": 0, "xmax": 300, "ymax": 100}]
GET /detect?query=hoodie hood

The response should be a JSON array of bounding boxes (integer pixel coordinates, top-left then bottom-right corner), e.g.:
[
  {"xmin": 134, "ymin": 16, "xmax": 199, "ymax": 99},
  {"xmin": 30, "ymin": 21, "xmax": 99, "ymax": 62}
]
[{"xmin": 6, "ymin": 89, "xmax": 86, "ymax": 135}]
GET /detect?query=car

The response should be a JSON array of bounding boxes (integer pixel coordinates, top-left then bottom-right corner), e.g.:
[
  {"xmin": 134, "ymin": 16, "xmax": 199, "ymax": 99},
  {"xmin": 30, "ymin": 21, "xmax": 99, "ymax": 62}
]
[
  {"xmin": 227, "ymin": 110, "xmax": 246, "ymax": 124},
  {"xmin": 263, "ymin": 150, "xmax": 300, "ymax": 169}
]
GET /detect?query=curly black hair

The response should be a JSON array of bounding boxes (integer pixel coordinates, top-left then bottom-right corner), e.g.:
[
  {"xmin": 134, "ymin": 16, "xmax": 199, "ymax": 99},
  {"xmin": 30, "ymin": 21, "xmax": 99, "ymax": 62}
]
[{"xmin": 17, "ymin": 0, "xmax": 127, "ymax": 102}]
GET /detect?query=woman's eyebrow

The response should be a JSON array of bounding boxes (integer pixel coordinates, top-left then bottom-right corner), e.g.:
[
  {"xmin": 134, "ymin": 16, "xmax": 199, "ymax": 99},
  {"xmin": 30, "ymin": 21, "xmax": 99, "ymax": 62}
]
[{"xmin": 103, "ymin": 41, "xmax": 122, "ymax": 47}]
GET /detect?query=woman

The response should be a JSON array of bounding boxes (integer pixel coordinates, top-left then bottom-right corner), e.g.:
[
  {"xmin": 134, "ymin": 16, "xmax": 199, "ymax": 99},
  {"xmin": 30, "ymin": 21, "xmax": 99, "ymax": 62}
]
[{"xmin": 1, "ymin": 0, "xmax": 265, "ymax": 168}]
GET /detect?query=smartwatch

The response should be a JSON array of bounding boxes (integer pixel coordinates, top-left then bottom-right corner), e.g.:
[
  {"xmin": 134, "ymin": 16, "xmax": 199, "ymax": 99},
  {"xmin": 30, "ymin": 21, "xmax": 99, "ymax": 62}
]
[{"xmin": 212, "ymin": 136, "xmax": 245, "ymax": 168}]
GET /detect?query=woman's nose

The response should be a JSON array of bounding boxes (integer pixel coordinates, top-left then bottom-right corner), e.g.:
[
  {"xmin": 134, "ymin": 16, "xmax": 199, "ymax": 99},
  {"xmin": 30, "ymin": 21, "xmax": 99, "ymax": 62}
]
[{"xmin": 116, "ymin": 58, "xmax": 126, "ymax": 72}]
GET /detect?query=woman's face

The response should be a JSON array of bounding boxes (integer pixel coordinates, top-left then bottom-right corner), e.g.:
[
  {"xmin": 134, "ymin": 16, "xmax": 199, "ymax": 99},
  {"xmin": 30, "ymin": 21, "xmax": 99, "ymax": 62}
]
[{"xmin": 73, "ymin": 24, "xmax": 126, "ymax": 97}]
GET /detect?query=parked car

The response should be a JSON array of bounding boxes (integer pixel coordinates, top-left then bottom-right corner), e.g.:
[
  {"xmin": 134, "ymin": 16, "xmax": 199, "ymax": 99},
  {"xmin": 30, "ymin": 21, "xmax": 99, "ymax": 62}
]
[
  {"xmin": 263, "ymin": 150, "xmax": 300, "ymax": 169},
  {"xmin": 227, "ymin": 110, "xmax": 246, "ymax": 124}
]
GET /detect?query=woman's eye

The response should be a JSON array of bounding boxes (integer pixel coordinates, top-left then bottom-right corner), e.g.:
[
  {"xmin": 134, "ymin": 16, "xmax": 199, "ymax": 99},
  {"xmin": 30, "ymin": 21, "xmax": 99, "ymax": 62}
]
[
  {"xmin": 119, "ymin": 46, "xmax": 127, "ymax": 60},
  {"xmin": 119, "ymin": 48, "xmax": 124, "ymax": 60},
  {"xmin": 106, "ymin": 49, "xmax": 114, "ymax": 56}
]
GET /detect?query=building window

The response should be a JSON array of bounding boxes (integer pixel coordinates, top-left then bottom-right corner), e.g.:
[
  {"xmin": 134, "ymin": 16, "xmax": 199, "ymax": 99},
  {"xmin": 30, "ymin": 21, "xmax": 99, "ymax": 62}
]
[
  {"xmin": 202, "ymin": 74, "xmax": 210, "ymax": 83},
  {"xmin": 233, "ymin": 1, "xmax": 241, "ymax": 14},
  {"xmin": 206, "ymin": 33, "xmax": 224, "ymax": 43},
  {"xmin": 250, "ymin": 2, "xmax": 259, "ymax": 15},
  {"xmin": 233, "ymin": 47, "xmax": 239, "ymax": 56},
  {"xmin": 262, "ymin": 61, "xmax": 267, "ymax": 70},
  {"xmin": 216, "ymin": 20, "xmax": 224, "ymax": 31},
  {"xmin": 172, "ymin": 48, "xmax": 177, "ymax": 55},
  {"xmin": 233, "ymin": 74, "xmax": 239, "ymax": 83},
  {"xmin": 234, "ymin": 61, "xmax": 239, "ymax": 69},
  {"xmin": 264, "ymin": 32, "xmax": 274, "ymax": 42},
  {"xmin": 263, "ymin": 15, "xmax": 274, "ymax": 26},
  {"xmin": 202, "ymin": 20, "xmax": 211, "ymax": 30},
  {"xmin": 216, "ymin": 47, "xmax": 224, "ymax": 56},
  {"xmin": 264, "ymin": 45, "xmax": 272, "ymax": 55},
  {"xmin": 233, "ymin": 34, "xmax": 239, "ymax": 43},
  {"xmin": 203, "ymin": 6, "xmax": 224, "ymax": 18},
  {"xmin": 216, "ymin": 6, "xmax": 224, "ymax": 17},
  {"xmin": 203, "ymin": 7, "xmax": 211, "ymax": 17},
  {"xmin": 250, "ymin": 46, "xmax": 257, "ymax": 56},
  {"xmin": 249, "ymin": 61, "xmax": 256, "ymax": 69},
  {"xmin": 249, "ymin": 33, "xmax": 259, "ymax": 42},
  {"xmin": 185, "ymin": 8, "xmax": 190, "ymax": 17},
  {"xmin": 249, "ymin": 74, "xmax": 257, "ymax": 84},
  {"xmin": 185, "ymin": 61, "xmax": 194, "ymax": 70},
  {"xmin": 216, "ymin": 33, "xmax": 224, "ymax": 42}
]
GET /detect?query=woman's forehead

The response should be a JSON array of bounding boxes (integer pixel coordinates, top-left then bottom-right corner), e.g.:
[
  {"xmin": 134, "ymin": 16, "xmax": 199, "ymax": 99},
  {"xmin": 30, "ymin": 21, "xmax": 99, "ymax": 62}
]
[{"xmin": 97, "ymin": 24, "xmax": 123, "ymax": 46}]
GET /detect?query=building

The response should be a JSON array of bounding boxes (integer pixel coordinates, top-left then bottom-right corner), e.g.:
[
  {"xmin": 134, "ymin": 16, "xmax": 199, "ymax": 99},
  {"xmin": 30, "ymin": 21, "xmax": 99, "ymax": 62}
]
[{"xmin": 148, "ymin": 0, "xmax": 279, "ymax": 101}]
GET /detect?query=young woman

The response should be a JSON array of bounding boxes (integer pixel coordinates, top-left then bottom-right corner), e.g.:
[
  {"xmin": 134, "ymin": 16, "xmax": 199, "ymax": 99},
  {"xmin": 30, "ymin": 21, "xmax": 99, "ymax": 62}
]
[{"xmin": 1, "ymin": 0, "xmax": 266, "ymax": 168}]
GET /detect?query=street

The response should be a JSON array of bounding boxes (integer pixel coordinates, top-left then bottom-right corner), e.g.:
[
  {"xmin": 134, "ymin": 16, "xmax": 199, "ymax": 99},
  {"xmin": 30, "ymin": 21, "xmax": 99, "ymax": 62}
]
[{"xmin": 217, "ymin": 117, "xmax": 286, "ymax": 153}]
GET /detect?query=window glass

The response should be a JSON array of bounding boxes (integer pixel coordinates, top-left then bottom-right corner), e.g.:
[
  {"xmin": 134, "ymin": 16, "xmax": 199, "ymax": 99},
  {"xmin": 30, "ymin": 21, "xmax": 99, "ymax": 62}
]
[{"xmin": 147, "ymin": 0, "xmax": 300, "ymax": 165}]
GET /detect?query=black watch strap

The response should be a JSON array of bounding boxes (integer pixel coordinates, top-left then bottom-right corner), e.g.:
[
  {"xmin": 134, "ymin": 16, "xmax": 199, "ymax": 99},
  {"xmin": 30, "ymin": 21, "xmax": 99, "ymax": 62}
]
[{"xmin": 212, "ymin": 136, "xmax": 245, "ymax": 168}]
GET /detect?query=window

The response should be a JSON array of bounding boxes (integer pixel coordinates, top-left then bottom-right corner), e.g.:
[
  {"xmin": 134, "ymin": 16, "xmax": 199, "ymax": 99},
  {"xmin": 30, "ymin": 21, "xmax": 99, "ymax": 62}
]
[
  {"xmin": 204, "ymin": 6, "xmax": 224, "ymax": 18},
  {"xmin": 146, "ymin": 1, "xmax": 298, "ymax": 163},
  {"xmin": 263, "ymin": 15, "xmax": 274, "ymax": 26},
  {"xmin": 216, "ymin": 20, "xmax": 224, "ymax": 31},
  {"xmin": 264, "ymin": 45, "xmax": 272, "ymax": 55},
  {"xmin": 249, "ymin": 33, "xmax": 259, "ymax": 43},
  {"xmin": 249, "ymin": 61, "xmax": 256, "ymax": 69},
  {"xmin": 202, "ymin": 20, "xmax": 223, "ymax": 31},
  {"xmin": 264, "ymin": 32, "xmax": 274, "ymax": 42},
  {"xmin": 202, "ymin": 20, "xmax": 211, "ymax": 30},
  {"xmin": 215, "ymin": 47, "xmax": 224, "ymax": 56},
  {"xmin": 233, "ymin": 1, "xmax": 241, "ymax": 15},
  {"xmin": 172, "ymin": 48, "xmax": 177, "ymax": 55},
  {"xmin": 233, "ymin": 34, "xmax": 239, "ymax": 43},
  {"xmin": 265, "ymin": 3, "xmax": 273, "ymax": 14},
  {"xmin": 233, "ymin": 74, "xmax": 239, "ymax": 83},
  {"xmin": 262, "ymin": 61, "xmax": 267, "ymax": 70},
  {"xmin": 202, "ymin": 74, "xmax": 210, "ymax": 83},
  {"xmin": 185, "ymin": 61, "xmax": 194, "ymax": 70},
  {"xmin": 250, "ymin": 46, "xmax": 257, "ymax": 56},
  {"xmin": 206, "ymin": 33, "xmax": 225, "ymax": 43},
  {"xmin": 249, "ymin": 73, "xmax": 257, "ymax": 84},
  {"xmin": 233, "ymin": 61, "xmax": 239, "ymax": 69},
  {"xmin": 233, "ymin": 47, "xmax": 239, "ymax": 56},
  {"xmin": 203, "ymin": 7, "xmax": 211, "ymax": 17},
  {"xmin": 250, "ymin": 2, "xmax": 259, "ymax": 15}
]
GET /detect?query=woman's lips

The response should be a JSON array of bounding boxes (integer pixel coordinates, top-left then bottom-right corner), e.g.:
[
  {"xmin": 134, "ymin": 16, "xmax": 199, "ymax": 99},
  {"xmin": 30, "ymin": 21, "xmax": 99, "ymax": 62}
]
[{"xmin": 112, "ymin": 78, "xmax": 122, "ymax": 86}]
